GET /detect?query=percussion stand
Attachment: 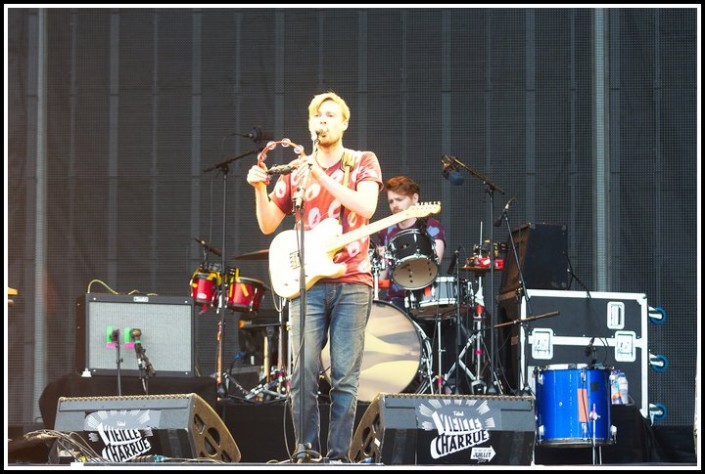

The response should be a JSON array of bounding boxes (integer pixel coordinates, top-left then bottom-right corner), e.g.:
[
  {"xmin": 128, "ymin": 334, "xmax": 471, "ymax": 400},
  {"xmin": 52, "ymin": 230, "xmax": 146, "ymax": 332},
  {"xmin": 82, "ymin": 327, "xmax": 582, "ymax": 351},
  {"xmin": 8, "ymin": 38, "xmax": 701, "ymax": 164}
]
[
  {"xmin": 275, "ymin": 295, "xmax": 289, "ymax": 395},
  {"xmin": 246, "ymin": 295, "xmax": 290, "ymax": 400},
  {"xmin": 203, "ymin": 146, "xmax": 261, "ymax": 400},
  {"xmin": 244, "ymin": 301, "xmax": 291, "ymax": 400}
]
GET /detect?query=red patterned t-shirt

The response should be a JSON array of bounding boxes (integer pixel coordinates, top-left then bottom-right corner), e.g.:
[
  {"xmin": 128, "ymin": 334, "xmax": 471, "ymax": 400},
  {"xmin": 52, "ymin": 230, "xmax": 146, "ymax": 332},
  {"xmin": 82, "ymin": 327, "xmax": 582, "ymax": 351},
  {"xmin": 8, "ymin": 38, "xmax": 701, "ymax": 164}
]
[{"xmin": 269, "ymin": 149, "xmax": 383, "ymax": 288}]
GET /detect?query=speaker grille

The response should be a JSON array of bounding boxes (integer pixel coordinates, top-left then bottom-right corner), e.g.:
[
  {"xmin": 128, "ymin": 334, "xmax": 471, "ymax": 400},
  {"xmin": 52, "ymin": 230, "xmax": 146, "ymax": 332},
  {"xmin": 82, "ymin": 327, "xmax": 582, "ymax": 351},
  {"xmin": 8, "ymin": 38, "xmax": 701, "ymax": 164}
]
[
  {"xmin": 350, "ymin": 393, "xmax": 535, "ymax": 465},
  {"xmin": 54, "ymin": 393, "xmax": 240, "ymax": 463},
  {"xmin": 76, "ymin": 293, "xmax": 194, "ymax": 376}
]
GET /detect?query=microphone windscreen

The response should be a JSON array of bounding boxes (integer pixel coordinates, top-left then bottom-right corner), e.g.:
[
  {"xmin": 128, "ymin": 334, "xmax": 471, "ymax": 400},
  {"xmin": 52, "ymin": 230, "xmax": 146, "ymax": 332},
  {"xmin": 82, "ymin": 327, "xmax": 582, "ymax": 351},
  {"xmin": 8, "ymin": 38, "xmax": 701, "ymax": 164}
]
[{"xmin": 448, "ymin": 170, "xmax": 465, "ymax": 186}]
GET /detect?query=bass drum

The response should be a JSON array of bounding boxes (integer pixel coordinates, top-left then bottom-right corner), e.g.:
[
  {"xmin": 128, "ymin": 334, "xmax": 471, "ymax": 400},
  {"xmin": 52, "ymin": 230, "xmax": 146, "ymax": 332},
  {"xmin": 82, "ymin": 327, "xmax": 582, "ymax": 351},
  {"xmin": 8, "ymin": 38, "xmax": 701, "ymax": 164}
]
[{"xmin": 321, "ymin": 300, "xmax": 431, "ymax": 402}]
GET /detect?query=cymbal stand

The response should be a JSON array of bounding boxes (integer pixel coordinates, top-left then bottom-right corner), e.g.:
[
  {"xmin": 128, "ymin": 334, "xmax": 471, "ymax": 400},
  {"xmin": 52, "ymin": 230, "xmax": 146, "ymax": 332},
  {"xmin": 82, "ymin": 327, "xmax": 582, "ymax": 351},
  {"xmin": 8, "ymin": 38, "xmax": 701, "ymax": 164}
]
[
  {"xmin": 420, "ymin": 307, "xmax": 442, "ymax": 393},
  {"xmin": 443, "ymin": 273, "xmax": 485, "ymax": 394}
]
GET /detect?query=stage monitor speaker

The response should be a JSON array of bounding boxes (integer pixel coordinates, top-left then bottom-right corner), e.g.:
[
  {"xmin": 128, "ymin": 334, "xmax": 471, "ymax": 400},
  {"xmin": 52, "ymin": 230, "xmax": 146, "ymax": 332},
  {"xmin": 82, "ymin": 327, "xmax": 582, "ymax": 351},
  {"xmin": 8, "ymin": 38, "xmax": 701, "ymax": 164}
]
[
  {"xmin": 76, "ymin": 293, "xmax": 194, "ymax": 377},
  {"xmin": 499, "ymin": 222, "xmax": 569, "ymax": 295},
  {"xmin": 54, "ymin": 393, "xmax": 240, "ymax": 463},
  {"xmin": 350, "ymin": 393, "xmax": 535, "ymax": 465}
]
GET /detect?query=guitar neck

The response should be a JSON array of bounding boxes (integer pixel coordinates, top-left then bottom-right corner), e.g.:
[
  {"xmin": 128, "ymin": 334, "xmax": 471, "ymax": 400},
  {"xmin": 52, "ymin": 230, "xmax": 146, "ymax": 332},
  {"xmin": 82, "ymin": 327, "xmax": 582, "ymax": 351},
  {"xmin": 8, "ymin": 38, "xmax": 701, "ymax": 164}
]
[{"xmin": 324, "ymin": 207, "xmax": 433, "ymax": 254}]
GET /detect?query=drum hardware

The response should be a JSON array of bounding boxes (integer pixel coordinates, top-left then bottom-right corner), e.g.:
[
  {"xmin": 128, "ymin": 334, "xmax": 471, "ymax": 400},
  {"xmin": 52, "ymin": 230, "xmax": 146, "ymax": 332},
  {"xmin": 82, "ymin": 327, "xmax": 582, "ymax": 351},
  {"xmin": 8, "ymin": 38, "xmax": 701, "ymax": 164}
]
[{"xmin": 369, "ymin": 245, "xmax": 386, "ymax": 300}]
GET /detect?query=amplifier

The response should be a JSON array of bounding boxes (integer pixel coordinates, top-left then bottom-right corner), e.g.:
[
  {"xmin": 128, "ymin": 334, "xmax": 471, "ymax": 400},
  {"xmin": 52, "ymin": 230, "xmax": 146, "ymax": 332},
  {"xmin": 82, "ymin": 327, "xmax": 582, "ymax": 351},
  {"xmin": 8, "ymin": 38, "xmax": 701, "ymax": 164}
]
[
  {"xmin": 350, "ymin": 393, "xmax": 535, "ymax": 465},
  {"xmin": 76, "ymin": 293, "xmax": 194, "ymax": 377}
]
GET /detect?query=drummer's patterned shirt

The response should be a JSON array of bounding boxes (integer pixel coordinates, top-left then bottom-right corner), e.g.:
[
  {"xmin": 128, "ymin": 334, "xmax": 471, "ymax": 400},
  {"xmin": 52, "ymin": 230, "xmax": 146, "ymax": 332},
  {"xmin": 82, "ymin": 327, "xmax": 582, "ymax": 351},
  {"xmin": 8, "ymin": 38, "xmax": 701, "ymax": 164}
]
[
  {"xmin": 377, "ymin": 217, "xmax": 446, "ymax": 301},
  {"xmin": 269, "ymin": 148, "xmax": 383, "ymax": 290}
]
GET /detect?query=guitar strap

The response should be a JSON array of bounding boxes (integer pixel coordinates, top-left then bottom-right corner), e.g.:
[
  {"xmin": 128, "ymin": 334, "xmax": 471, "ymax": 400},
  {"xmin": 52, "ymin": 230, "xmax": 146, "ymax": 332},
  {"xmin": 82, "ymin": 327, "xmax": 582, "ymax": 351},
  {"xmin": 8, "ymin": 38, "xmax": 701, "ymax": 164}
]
[{"xmin": 339, "ymin": 150, "xmax": 357, "ymax": 225}]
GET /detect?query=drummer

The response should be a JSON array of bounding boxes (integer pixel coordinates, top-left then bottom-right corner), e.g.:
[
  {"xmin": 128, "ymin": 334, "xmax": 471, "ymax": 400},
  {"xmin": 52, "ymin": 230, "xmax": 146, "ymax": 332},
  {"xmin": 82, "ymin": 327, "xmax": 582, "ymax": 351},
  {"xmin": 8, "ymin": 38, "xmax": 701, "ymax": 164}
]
[{"xmin": 375, "ymin": 175, "xmax": 446, "ymax": 310}]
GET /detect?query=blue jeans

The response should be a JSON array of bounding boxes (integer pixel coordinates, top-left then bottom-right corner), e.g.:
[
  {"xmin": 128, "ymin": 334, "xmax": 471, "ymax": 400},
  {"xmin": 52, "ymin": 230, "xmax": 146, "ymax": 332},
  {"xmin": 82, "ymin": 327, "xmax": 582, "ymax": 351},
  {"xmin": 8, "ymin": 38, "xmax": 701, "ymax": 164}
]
[{"xmin": 288, "ymin": 282, "xmax": 372, "ymax": 461}]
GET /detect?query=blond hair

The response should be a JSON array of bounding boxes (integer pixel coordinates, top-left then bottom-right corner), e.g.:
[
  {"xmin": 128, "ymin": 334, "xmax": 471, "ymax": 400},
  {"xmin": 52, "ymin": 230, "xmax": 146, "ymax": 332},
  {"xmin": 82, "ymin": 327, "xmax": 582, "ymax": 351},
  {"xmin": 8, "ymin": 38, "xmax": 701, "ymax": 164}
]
[{"xmin": 308, "ymin": 91, "xmax": 350, "ymax": 122}]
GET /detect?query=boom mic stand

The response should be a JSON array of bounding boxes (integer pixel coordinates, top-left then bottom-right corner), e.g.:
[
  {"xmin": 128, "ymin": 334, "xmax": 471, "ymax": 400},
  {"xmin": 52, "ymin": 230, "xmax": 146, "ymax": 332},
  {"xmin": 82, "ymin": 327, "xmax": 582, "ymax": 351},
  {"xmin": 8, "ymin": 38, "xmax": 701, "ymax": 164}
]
[
  {"xmin": 203, "ymin": 145, "xmax": 262, "ymax": 400},
  {"xmin": 111, "ymin": 329, "xmax": 122, "ymax": 396},
  {"xmin": 291, "ymin": 141, "xmax": 315, "ymax": 463},
  {"xmin": 497, "ymin": 209, "xmax": 559, "ymax": 394},
  {"xmin": 443, "ymin": 156, "xmax": 505, "ymax": 393},
  {"xmin": 131, "ymin": 328, "xmax": 156, "ymax": 395}
]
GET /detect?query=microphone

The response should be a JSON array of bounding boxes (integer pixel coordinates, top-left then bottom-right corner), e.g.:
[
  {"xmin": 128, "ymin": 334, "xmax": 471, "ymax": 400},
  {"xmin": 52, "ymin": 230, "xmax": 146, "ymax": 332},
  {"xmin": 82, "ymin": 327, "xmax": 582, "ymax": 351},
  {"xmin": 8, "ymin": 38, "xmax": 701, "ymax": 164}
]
[
  {"xmin": 310, "ymin": 126, "xmax": 326, "ymax": 143},
  {"xmin": 447, "ymin": 247, "xmax": 460, "ymax": 275},
  {"xmin": 110, "ymin": 328, "xmax": 120, "ymax": 343},
  {"xmin": 441, "ymin": 155, "xmax": 464, "ymax": 186},
  {"xmin": 494, "ymin": 197, "xmax": 516, "ymax": 227},
  {"xmin": 131, "ymin": 328, "xmax": 156, "ymax": 376},
  {"xmin": 265, "ymin": 163, "xmax": 297, "ymax": 175},
  {"xmin": 233, "ymin": 126, "xmax": 274, "ymax": 143},
  {"xmin": 194, "ymin": 238, "xmax": 222, "ymax": 257}
]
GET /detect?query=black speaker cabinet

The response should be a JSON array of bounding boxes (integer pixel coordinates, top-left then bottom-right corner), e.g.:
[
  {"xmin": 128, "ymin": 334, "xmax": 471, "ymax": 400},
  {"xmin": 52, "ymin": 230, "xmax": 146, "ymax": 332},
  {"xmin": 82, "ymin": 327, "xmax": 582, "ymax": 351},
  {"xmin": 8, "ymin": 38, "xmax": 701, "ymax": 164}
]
[
  {"xmin": 499, "ymin": 222, "xmax": 569, "ymax": 294},
  {"xmin": 76, "ymin": 293, "xmax": 194, "ymax": 377},
  {"xmin": 350, "ymin": 393, "xmax": 535, "ymax": 465},
  {"xmin": 54, "ymin": 393, "xmax": 240, "ymax": 463}
]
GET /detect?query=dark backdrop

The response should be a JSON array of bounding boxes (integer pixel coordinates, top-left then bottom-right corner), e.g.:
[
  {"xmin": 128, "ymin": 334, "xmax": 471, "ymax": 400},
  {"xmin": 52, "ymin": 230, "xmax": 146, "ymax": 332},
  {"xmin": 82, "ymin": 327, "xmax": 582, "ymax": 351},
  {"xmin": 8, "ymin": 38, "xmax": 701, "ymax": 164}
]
[{"xmin": 6, "ymin": 7, "xmax": 697, "ymax": 430}]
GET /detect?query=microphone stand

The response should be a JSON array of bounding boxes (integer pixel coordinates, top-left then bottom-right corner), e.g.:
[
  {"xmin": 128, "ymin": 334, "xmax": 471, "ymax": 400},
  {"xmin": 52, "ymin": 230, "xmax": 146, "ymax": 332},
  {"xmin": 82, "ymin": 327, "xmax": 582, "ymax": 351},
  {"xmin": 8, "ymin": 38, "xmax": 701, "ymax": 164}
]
[
  {"xmin": 135, "ymin": 342, "xmax": 156, "ymax": 395},
  {"xmin": 111, "ymin": 329, "xmax": 122, "ymax": 396},
  {"xmin": 292, "ymin": 142, "xmax": 314, "ymax": 463},
  {"xmin": 449, "ymin": 157, "xmax": 505, "ymax": 393},
  {"xmin": 203, "ymin": 145, "xmax": 262, "ymax": 400},
  {"xmin": 498, "ymin": 210, "xmax": 544, "ymax": 394}
]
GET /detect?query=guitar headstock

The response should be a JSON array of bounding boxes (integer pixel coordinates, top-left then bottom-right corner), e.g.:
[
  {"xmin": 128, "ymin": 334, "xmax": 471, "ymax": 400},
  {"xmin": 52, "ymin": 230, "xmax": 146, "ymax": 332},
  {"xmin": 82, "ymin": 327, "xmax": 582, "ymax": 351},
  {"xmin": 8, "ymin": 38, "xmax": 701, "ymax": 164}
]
[{"xmin": 407, "ymin": 201, "xmax": 442, "ymax": 218}]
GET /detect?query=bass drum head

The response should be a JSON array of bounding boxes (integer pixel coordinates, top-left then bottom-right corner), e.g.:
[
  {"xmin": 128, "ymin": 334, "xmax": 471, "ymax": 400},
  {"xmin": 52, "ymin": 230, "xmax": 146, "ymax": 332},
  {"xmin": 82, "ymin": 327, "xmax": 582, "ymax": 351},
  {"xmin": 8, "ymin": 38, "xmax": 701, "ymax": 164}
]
[{"xmin": 321, "ymin": 300, "xmax": 425, "ymax": 402}]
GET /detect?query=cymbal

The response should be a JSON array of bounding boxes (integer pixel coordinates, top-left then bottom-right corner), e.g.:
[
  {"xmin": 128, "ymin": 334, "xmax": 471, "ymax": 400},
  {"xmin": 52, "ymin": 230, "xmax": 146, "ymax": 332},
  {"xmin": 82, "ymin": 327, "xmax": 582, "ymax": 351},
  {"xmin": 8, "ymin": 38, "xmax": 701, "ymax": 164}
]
[{"xmin": 232, "ymin": 249, "xmax": 269, "ymax": 261}]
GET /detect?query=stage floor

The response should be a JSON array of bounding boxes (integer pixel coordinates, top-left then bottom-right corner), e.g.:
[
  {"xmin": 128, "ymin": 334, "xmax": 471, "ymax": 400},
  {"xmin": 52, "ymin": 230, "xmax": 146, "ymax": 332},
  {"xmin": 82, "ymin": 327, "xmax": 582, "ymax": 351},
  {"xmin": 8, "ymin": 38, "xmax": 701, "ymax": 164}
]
[{"xmin": 10, "ymin": 374, "xmax": 697, "ymax": 466}]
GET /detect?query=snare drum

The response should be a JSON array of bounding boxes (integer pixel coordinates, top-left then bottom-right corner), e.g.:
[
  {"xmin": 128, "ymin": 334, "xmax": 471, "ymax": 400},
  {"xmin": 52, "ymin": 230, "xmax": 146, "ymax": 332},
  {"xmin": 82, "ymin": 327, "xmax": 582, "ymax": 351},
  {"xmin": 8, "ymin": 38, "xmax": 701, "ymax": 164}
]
[
  {"xmin": 190, "ymin": 263, "xmax": 222, "ymax": 306},
  {"xmin": 226, "ymin": 270, "xmax": 266, "ymax": 314},
  {"xmin": 535, "ymin": 364, "xmax": 616, "ymax": 447},
  {"xmin": 405, "ymin": 276, "xmax": 462, "ymax": 320},
  {"xmin": 388, "ymin": 228, "xmax": 438, "ymax": 290}
]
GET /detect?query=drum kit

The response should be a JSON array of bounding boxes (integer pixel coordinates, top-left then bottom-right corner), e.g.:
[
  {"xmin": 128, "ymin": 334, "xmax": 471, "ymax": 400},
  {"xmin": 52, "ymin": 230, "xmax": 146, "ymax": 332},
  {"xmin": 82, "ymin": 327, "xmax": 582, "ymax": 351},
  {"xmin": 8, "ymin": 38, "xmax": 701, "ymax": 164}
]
[{"xmin": 359, "ymin": 233, "xmax": 509, "ymax": 399}]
